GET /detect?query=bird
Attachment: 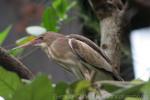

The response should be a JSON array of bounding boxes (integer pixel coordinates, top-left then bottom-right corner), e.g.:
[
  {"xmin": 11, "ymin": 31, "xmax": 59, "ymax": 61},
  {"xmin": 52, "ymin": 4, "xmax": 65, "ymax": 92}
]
[{"xmin": 21, "ymin": 32, "xmax": 123, "ymax": 81}]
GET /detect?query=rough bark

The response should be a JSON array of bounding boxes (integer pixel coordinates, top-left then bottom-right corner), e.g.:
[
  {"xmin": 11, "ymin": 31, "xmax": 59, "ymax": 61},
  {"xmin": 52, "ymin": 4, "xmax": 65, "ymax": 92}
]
[
  {"xmin": 0, "ymin": 47, "xmax": 34, "ymax": 79},
  {"xmin": 100, "ymin": 16, "xmax": 122, "ymax": 72},
  {"xmin": 88, "ymin": 0, "xmax": 135, "ymax": 75}
]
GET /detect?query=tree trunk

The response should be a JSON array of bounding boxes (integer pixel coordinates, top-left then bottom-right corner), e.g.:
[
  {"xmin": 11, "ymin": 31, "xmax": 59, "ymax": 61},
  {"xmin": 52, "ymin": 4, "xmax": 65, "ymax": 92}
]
[
  {"xmin": 88, "ymin": 0, "xmax": 134, "ymax": 77},
  {"xmin": 100, "ymin": 16, "xmax": 122, "ymax": 72}
]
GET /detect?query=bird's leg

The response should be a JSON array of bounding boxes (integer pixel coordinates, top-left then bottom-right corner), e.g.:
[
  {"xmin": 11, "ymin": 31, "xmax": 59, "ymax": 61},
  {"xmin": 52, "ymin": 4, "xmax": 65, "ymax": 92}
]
[
  {"xmin": 83, "ymin": 70, "xmax": 96, "ymax": 81},
  {"xmin": 84, "ymin": 70, "xmax": 91, "ymax": 80},
  {"xmin": 79, "ymin": 63, "xmax": 96, "ymax": 81},
  {"xmin": 90, "ymin": 70, "xmax": 96, "ymax": 81}
]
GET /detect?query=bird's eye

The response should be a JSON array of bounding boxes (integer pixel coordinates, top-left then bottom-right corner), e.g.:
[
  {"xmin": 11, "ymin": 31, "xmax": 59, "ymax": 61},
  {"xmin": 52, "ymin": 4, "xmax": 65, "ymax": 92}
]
[{"xmin": 38, "ymin": 36, "xmax": 44, "ymax": 40}]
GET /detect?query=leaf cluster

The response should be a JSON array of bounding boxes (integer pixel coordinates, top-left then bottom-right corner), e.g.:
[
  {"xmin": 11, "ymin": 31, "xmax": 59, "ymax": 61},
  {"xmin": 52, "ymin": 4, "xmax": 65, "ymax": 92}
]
[
  {"xmin": 42, "ymin": 0, "xmax": 76, "ymax": 32},
  {"xmin": 0, "ymin": 67, "xmax": 149, "ymax": 100}
]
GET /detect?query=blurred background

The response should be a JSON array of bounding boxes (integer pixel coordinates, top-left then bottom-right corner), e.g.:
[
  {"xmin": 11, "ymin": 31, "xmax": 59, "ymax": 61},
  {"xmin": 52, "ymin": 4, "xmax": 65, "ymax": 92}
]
[{"xmin": 1, "ymin": 0, "xmax": 150, "ymax": 83}]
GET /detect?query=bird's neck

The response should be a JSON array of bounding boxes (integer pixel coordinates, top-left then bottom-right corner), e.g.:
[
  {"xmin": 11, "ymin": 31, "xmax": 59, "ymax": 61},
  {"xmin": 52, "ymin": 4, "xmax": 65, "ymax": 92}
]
[{"xmin": 45, "ymin": 32, "xmax": 64, "ymax": 46}]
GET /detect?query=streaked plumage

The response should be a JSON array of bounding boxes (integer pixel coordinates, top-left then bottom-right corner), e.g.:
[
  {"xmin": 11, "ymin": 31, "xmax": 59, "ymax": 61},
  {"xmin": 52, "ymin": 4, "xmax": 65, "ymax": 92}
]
[{"xmin": 24, "ymin": 32, "xmax": 123, "ymax": 81}]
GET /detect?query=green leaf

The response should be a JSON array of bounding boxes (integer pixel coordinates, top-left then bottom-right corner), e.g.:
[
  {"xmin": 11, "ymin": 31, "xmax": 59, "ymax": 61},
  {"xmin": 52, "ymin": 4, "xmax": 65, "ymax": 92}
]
[
  {"xmin": 0, "ymin": 67, "xmax": 22, "ymax": 99},
  {"xmin": 8, "ymin": 48, "xmax": 24, "ymax": 57},
  {"xmin": 63, "ymin": 93, "xmax": 75, "ymax": 100},
  {"xmin": 131, "ymin": 79, "xmax": 144, "ymax": 85},
  {"xmin": 16, "ymin": 36, "xmax": 36, "ymax": 46},
  {"xmin": 98, "ymin": 81, "xmax": 137, "ymax": 93},
  {"xmin": 74, "ymin": 80, "xmax": 91, "ymax": 96},
  {"xmin": 0, "ymin": 26, "xmax": 11, "ymax": 45},
  {"xmin": 42, "ymin": 0, "xmax": 76, "ymax": 32},
  {"xmin": 52, "ymin": 0, "xmax": 68, "ymax": 19},
  {"xmin": 142, "ymin": 81, "xmax": 150, "ymax": 100},
  {"xmin": 10, "ymin": 74, "xmax": 56, "ymax": 100},
  {"xmin": 125, "ymin": 97, "xmax": 142, "ymax": 100},
  {"xmin": 8, "ymin": 36, "xmax": 36, "ymax": 56},
  {"xmin": 52, "ymin": 0, "xmax": 76, "ymax": 21},
  {"xmin": 66, "ymin": 1, "xmax": 76, "ymax": 12},
  {"xmin": 106, "ymin": 83, "xmax": 144, "ymax": 100},
  {"xmin": 42, "ymin": 7, "xmax": 59, "ymax": 32},
  {"xmin": 101, "ymin": 83, "xmax": 123, "ymax": 93},
  {"xmin": 55, "ymin": 82, "xmax": 69, "ymax": 97}
]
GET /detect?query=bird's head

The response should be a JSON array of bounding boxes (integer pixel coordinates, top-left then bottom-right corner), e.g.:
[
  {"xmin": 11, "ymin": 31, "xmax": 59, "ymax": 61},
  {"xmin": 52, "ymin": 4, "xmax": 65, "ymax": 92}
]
[
  {"xmin": 19, "ymin": 32, "xmax": 63, "ymax": 49},
  {"xmin": 17, "ymin": 35, "xmax": 46, "ymax": 49}
]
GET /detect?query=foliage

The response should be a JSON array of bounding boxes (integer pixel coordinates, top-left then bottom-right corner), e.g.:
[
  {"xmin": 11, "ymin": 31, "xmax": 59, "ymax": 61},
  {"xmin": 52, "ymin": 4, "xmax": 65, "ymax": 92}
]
[
  {"xmin": 42, "ymin": 0, "xmax": 76, "ymax": 32},
  {"xmin": 9, "ymin": 75, "xmax": 55, "ymax": 100},
  {"xmin": 0, "ymin": 67, "xmax": 22, "ymax": 99},
  {"xmin": 15, "ymin": 36, "xmax": 36, "ymax": 46},
  {"xmin": 0, "ymin": 26, "xmax": 23, "ymax": 57},
  {"xmin": 0, "ymin": 67, "xmax": 148, "ymax": 100},
  {"xmin": 0, "ymin": 26, "xmax": 11, "ymax": 45}
]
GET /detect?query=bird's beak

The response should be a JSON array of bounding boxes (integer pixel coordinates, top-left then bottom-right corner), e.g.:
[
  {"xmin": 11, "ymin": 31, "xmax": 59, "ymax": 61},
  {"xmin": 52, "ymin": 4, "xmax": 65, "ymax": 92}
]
[
  {"xmin": 12, "ymin": 38, "xmax": 43, "ymax": 50},
  {"xmin": 23, "ymin": 38, "xmax": 43, "ymax": 48}
]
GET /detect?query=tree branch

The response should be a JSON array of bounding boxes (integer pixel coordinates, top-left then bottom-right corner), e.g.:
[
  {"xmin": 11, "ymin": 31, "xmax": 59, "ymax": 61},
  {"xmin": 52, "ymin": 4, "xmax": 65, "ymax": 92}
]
[{"xmin": 0, "ymin": 47, "xmax": 34, "ymax": 79}]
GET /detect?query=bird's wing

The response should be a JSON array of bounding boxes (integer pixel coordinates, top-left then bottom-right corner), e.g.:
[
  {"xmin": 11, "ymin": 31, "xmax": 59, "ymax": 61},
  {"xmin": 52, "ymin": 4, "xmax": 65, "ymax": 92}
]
[
  {"xmin": 67, "ymin": 35, "xmax": 113, "ymax": 72},
  {"xmin": 67, "ymin": 34, "xmax": 124, "ymax": 81},
  {"xmin": 66, "ymin": 34, "xmax": 112, "ymax": 65}
]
